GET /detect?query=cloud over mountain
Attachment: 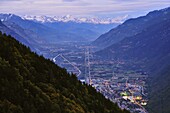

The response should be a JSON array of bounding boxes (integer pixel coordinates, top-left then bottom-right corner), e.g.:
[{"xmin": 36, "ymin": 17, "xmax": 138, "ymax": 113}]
[{"xmin": 0, "ymin": 0, "xmax": 170, "ymax": 18}]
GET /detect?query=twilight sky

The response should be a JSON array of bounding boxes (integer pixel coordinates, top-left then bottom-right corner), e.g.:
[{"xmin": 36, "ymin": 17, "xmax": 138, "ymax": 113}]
[{"xmin": 0, "ymin": 0, "xmax": 170, "ymax": 18}]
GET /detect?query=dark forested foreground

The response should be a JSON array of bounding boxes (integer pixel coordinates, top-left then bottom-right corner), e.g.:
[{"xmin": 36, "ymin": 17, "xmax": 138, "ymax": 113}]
[{"xmin": 0, "ymin": 32, "xmax": 129, "ymax": 113}]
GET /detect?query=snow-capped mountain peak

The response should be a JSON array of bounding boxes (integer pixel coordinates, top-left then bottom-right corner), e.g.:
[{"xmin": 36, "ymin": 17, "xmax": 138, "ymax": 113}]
[
  {"xmin": 0, "ymin": 13, "xmax": 14, "ymax": 22},
  {"xmin": 22, "ymin": 15, "xmax": 129, "ymax": 24}
]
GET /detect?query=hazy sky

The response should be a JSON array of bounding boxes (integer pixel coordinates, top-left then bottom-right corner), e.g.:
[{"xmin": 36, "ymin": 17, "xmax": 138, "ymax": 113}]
[{"xmin": 0, "ymin": 0, "xmax": 170, "ymax": 18}]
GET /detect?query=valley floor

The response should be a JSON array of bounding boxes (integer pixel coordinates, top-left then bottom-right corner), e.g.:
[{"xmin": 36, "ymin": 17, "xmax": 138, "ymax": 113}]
[{"xmin": 41, "ymin": 42, "xmax": 149, "ymax": 113}]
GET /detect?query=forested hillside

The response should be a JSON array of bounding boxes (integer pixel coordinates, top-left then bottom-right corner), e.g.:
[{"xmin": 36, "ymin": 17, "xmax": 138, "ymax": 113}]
[
  {"xmin": 0, "ymin": 32, "xmax": 129, "ymax": 113},
  {"xmin": 147, "ymin": 66, "xmax": 170, "ymax": 113}
]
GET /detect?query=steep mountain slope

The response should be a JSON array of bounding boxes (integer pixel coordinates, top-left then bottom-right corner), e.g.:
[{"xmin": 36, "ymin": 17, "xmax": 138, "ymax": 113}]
[
  {"xmin": 96, "ymin": 19, "xmax": 170, "ymax": 73},
  {"xmin": 147, "ymin": 66, "xmax": 170, "ymax": 113},
  {"xmin": 0, "ymin": 14, "xmax": 117, "ymax": 43},
  {"xmin": 0, "ymin": 14, "xmax": 57, "ymax": 42},
  {"xmin": 0, "ymin": 21, "xmax": 34, "ymax": 50},
  {"xmin": 2, "ymin": 21, "xmax": 42, "ymax": 44},
  {"xmin": 0, "ymin": 32, "xmax": 129, "ymax": 113},
  {"xmin": 96, "ymin": 13, "xmax": 170, "ymax": 113},
  {"xmin": 92, "ymin": 7, "xmax": 170, "ymax": 49}
]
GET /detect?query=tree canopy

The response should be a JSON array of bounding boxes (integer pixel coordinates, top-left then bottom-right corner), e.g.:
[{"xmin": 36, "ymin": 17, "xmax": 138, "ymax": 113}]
[{"xmin": 0, "ymin": 32, "xmax": 129, "ymax": 113}]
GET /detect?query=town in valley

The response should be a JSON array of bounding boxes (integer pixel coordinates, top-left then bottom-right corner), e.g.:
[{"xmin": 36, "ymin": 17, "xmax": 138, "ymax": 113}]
[{"xmin": 42, "ymin": 42, "xmax": 149, "ymax": 113}]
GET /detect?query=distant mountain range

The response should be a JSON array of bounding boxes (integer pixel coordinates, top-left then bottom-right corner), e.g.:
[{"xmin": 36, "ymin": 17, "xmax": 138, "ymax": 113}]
[
  {"xmin": 92, "ymin": 7, "xmax": 170, "ymax": 49},
  {"xmin": 0, "ymin": 14, "xmax": 119, "ymax": 46},
  {"xmin": 22, "ymin": 15, "xmax": 129, "ymax": 24}
]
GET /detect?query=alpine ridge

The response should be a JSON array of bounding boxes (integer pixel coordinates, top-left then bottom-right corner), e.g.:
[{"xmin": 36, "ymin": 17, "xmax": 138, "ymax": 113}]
[
  {"xmin": 92, "ymin": 7, "xmax": 170, "ymax": 49},
  {"xmin": 22, "ymin": 15, "xmax": 129, "ymax": 24}
]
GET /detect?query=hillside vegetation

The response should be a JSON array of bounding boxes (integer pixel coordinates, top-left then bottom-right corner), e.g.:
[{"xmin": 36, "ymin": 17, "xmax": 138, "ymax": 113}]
[{"xmin": 0, "ymin": 32, "xmax": 129, "ymax": 113}]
